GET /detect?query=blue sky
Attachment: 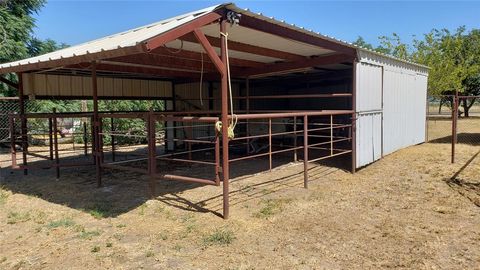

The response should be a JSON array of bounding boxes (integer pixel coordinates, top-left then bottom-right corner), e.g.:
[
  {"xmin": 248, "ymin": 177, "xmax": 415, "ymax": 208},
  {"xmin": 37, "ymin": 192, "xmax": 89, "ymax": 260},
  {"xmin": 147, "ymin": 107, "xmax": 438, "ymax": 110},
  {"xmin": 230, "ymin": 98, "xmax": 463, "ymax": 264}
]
[{"xmin": 33, "ymin": 1, "xmax": 480, "ymax": 47}]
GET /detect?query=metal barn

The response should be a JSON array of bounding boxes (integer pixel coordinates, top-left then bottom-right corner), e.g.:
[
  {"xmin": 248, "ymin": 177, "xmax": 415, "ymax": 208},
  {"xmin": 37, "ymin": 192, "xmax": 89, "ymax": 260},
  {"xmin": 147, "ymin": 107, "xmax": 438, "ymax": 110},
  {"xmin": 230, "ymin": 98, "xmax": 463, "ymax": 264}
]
[{"xmin": 0, "ymin": 3, "xmax": 428, "ymax": 218}]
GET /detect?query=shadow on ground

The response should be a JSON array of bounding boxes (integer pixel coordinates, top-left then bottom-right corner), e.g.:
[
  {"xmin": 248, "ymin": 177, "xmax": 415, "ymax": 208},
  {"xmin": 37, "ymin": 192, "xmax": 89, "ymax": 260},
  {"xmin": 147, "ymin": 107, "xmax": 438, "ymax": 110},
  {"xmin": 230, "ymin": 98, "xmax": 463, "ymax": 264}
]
[
  {"xmin": 0, "ymin": 146, "xmax": 351, "ymax": 218},
  {"xmin": 429, "ymin": 133, "xmax": 480, "ymax": 145},
  {"xmin": 445, "ymin": 150, "xmax": 480, "ymax": 207}
]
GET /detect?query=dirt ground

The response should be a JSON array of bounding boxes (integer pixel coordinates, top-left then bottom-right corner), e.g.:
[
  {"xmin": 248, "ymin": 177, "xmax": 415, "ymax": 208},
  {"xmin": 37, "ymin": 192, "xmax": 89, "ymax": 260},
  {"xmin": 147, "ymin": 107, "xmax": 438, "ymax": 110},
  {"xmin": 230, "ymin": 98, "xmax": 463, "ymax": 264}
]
[{"xmin": 1, "ymin": 136, "xmax": 480, "ymax": 269}]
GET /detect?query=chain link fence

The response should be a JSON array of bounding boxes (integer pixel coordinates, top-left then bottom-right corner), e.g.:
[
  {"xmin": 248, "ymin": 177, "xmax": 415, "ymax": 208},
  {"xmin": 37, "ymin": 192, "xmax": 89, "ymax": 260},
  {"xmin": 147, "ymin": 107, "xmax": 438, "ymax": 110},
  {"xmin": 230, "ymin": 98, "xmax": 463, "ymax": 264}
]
[
  {"xmin": 456, "ymin": 96, "xmax": 480, "ymax": 145},
  {"xmin": 0, "ymin": 99, "xmax": 42, "ymax": 143},
  {"xmin": 427, "ymin": 95, "xmax": 454, "ymax": 143},
  {"xmin": 427, "ymin": 95, "xmax": 480, "ymax": 144}
]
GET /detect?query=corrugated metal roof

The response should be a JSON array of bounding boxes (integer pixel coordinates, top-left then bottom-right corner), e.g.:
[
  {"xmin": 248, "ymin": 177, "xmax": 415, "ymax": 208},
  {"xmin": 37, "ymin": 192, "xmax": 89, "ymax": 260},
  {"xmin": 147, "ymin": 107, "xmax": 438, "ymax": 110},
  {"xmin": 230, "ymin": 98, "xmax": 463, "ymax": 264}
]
[
  {"xmin": 0, "ymin": 2, "xmax": 428, "ymax": 73},
  {"xmin": 224, "ymin": 4, "xmax": 429, "ymax": 70},
  {"xmin": 0, "ymin": 4, "xmax": 224, "ymax": 70}
]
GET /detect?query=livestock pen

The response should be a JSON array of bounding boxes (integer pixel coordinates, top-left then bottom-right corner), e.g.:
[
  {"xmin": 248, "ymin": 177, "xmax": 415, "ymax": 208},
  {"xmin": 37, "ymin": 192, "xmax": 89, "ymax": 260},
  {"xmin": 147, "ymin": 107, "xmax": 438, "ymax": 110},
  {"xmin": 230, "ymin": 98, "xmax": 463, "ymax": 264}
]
[{"xmin": 0, "ymin": 3, "xmax": 428, "ymax": 218}]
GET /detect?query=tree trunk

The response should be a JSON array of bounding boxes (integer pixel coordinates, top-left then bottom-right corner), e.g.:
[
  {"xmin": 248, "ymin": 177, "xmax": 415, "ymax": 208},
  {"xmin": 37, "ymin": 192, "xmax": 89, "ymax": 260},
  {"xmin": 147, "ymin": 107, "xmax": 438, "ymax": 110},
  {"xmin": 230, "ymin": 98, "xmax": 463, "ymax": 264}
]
[
  {"xmin": 462, "ymin": 98, "xmax": 477, "ymax": 118},
  {"xmin": 463, "ymin": 99, "xmax": 469, "ymax": 117}
]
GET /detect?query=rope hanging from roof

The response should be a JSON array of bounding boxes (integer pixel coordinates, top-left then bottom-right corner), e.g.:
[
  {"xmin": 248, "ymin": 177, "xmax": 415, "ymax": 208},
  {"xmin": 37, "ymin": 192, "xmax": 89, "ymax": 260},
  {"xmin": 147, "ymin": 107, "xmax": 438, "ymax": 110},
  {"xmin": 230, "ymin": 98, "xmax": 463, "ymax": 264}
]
[{"xmin": 215, "ymin": 31, "xmax": 237, "ymax": 140}]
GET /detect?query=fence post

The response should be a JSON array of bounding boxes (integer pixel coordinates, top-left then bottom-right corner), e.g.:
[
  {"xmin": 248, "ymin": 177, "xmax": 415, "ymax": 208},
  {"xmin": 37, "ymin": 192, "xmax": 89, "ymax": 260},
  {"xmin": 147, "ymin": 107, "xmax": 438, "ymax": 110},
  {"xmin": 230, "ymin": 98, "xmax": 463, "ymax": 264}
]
[
  {"xmin": 269, "ymin": 118, "xmax": 272, "ymax": 172},
  {"xmin": 147, "ymin": 108, "xmax": 156, "ymax": 197},
  {"xmin": 9, "ymin": 115, "xmax": 16, "ymax": 168},
  {"xmin": 293, "ymin": 116, "xmax": 297, "ymax": 162},
  {"xmin": 91, "ymin": 116, "xmax": 96, "ymax": 164},
  {"xmin": 110, "ymin": 117, "xmax": 115, "ymax": 162},
  {"xmin": 451, "ymin": 91, "xmax": 458, "ymax": 163},
  {"xmin": 303, "ymin": 115, "xmax": 308, "ymax": 188},
  {"xmin": 83, "ymin": 122, "xmax": 88, "ymax": 156},
  {"xmin": 215, "ymin": 131, "xmax": 220, "ymax": 185},
  {"xmin": 48, "ymin": 118, "xmax": 54, "ymax": 160},
  {"xmin": 330, "ymin": 115, "xmax": 334, "ymax": 155},
  {"xmin": 52, "ymin": 109, "xmax": 60, "ymax": 179}
]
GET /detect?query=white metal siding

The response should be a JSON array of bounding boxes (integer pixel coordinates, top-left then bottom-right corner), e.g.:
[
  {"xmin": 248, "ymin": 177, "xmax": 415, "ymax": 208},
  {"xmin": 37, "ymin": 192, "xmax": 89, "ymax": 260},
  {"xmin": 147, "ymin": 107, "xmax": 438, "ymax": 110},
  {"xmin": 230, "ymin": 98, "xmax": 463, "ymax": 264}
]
[
  {"xmin": 356, "ymin": 52, "xmax": 429, "ymax": 168},
  {"xmin": 355, "ymin": 62, "xmax": 383, "ymax": 168},
  {"xmin": 356, "ymin": 63, "xmax": 383, "ymax": 112},
  {"xmin": 356, "ymin": 112, "xmax": 382, "ymax": 167},
  {"xmin": 382, "ymin": 70, "xmax": 427, "ymax": 155}
]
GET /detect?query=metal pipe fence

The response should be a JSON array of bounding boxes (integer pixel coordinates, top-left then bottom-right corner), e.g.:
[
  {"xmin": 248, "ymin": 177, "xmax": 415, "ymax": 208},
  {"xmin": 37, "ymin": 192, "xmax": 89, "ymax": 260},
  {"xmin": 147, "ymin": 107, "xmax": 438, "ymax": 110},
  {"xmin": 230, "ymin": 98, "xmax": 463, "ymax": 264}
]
[{"xmin": 6, "ymin": 109, "xmax": 354, "ymax": 217}]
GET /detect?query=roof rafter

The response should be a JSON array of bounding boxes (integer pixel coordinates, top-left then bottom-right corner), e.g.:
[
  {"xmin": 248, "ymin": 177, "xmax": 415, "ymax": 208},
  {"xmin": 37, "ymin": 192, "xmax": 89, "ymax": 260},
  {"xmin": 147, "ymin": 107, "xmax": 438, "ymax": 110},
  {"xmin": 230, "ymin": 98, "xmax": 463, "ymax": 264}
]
[
  {"xmin": 180, "ymin": 32, "xmax": 306, "ymax": 61},
  {"xmin": 142, "ymin": 12, "xmax": 222, "ymax": 52}
]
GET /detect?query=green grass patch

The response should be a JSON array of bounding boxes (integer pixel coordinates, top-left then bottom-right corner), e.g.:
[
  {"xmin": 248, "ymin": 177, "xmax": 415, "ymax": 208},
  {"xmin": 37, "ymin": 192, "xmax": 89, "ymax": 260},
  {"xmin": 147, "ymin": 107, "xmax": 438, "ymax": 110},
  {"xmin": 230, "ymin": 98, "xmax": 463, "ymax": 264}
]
[
  {"xmin": 138, "ymin": 204, "xmax": 147, "ymax": 216},
  {"xmin": 79, "ymin": 229, "xmax": 102, "ymax": 240},
  {"xmin": 7, "ymin": 211, "xmax": 31, "ymax": 224},
  {"xmin": 91, "ymin": 246, "xmax": 100, "ymax": 253},
  {"xmin": 86, "ymin": 202, "xmax": 113, "ymax": 219},
  {"xmin": 47, "ymin": 218, "xmax": 75, "ymax": 229},
  {"xmin": 0, "ymin": 190, "xmax": 9, "ymax": 206},
  {"xmin": 203, "ymin": 229, "xmax": 235, "ymax": 246},
  {"xmin": 254, "ymin": 199, "xmax": 292, "ymax": 219},
  {"xmin": 145, "ymin": 250, "xmax": 154, "ymax": 257}
]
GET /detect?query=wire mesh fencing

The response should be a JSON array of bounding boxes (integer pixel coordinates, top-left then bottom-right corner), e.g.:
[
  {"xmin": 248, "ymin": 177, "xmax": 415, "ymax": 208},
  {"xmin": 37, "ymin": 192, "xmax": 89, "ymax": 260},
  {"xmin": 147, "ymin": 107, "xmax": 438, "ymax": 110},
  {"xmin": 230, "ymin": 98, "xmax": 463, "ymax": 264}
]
[
  {"xmin": 427, "ymin": 95, "xmax": 454, "ymax": 143},
  {"xmin": 0, "ymin": 99, "xmax": 42, "ymax": 143},
  {"xmin": 456, "ymin": 96, "xmax": 480, "ymax": 145},
  {"xmin": 427, "ymin": 94, "xmax": 480, "ymax": 159}
]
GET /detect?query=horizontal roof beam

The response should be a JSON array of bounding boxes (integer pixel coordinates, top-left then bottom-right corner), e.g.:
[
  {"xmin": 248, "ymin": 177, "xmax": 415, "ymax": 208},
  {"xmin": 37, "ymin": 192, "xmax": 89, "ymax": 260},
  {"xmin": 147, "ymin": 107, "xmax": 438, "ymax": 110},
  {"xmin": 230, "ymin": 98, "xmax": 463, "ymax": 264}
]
[
  {"xmin": 237, "ymin": 13, "xmax": 356, "ymax": 56},
  {"xmin": 67, "ymin": 62, "xmax": 220, "ymax": 80},
  {"xmin": 107, "ymin": 53, "xmax": 219, "ymax": 73},
  {"xmin": 236, "ymin": 53, "xmax": 354, "ymax": 78},
  {"xmin": 180, "ymin": 32, "xmax": 306, "ymax": 61},
  {"xmin": 150, "ymin": 47, "xmax": 264, "ymax": 68}
]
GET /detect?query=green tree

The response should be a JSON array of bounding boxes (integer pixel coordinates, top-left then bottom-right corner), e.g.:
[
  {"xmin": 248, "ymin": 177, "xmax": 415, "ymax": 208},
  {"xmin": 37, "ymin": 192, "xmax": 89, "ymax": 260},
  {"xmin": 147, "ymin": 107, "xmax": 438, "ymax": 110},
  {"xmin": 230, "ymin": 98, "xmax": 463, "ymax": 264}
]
[
  {"xmin": 26, "ymin": 37, "xmax": 68, "ymax": 57},
  {"xmin": 412, "ymin": 27, "xmax": 480, "ymax": 116},
  {"xmin": 0, "ymin": 0, "xmax": 46, "ymax": 96},
  {"xmin": 352, "ymin": 36, "xmax": 374, "ymax": 50},
  {"xmin": 0, "ymin": 0, "xmax": 46, "ymax": 63}
]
